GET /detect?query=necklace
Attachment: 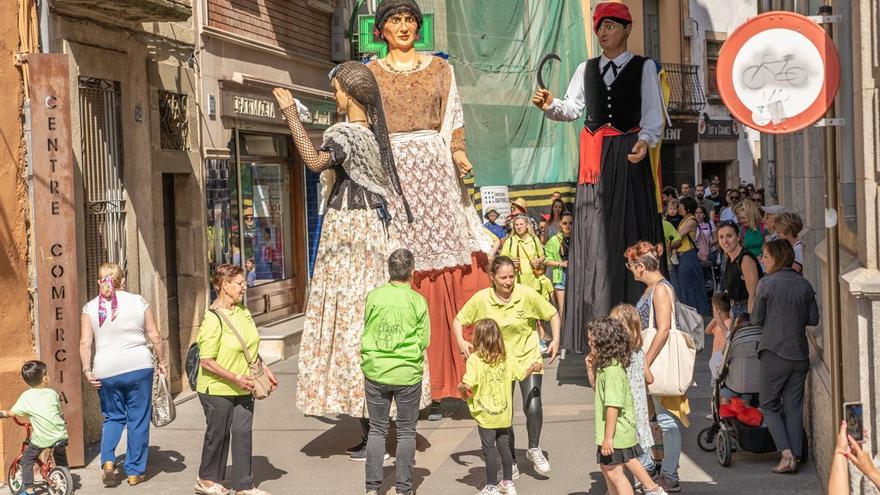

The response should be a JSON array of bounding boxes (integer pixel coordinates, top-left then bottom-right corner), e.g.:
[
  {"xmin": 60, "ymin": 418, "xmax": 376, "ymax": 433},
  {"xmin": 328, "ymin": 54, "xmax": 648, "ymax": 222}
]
[{"xmin": 383, "ymin": 56, "xmax": 423, "ymax": 74}]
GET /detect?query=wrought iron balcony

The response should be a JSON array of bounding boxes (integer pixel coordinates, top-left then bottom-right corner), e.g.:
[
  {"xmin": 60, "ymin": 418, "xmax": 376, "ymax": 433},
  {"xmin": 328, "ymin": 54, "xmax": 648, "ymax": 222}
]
[
  {"xmin": 54, "ymin": 0, "xmax": 192, "ymax": 22},
  {"xmin": 662, "ymin": 63, "xmax": 706, "ymax": 115}
]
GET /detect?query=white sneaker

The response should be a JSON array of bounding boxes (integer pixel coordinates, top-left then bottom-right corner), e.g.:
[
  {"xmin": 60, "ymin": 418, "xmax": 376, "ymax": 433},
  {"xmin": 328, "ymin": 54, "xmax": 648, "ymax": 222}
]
[
  {"xmin": 511, "ymin": 464, "xmax": 520, "ymax": 480},
  {"xmin": 645, "ymin": 488, "xmax": 668, "ymax": 495},
  {"xmin": 476, "ymin": 485, "xmax": 500, "ymax": 495},
  {"xmin": 527, "ymin": 447, "xmax": 551, "ymax": 474},
  {"xmin": 498, "ymin": 480, "xmax": 517, "ymax": 494}
]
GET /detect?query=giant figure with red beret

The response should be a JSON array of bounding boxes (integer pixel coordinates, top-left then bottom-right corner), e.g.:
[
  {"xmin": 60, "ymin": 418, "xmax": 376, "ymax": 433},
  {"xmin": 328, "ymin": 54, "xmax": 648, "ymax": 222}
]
[{"xmin": 532, "ymin": 1, "xmax": 665, "ymax": 351}]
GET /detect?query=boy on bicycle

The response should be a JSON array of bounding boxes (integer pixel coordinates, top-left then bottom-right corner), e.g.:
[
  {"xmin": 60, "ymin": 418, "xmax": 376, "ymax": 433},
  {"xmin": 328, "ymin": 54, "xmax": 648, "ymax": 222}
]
[{"xmin": 0, "ymin": 360, "xmax": 69, "ymax": 494}]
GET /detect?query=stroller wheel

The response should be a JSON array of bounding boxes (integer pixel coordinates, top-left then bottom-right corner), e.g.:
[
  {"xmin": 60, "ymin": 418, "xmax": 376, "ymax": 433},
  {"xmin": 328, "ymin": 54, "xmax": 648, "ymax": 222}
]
[
  {"xmin": 698, "ymin": 426, "xmax": 717, "ymax": 452},
  {"xmin": 716, "ymin": 429, "xmax": 732, "ymax": 467}
]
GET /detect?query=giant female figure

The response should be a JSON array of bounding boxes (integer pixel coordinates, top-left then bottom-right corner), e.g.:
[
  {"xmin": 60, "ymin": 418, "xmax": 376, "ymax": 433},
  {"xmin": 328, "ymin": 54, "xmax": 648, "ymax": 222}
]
[
  {"xmin": 275, "ymin": 63, "xmax": 430, "ymax": 458},
  {"xmin": 368, "ymin": 0, "xmax": 496, "ymax": 408}
]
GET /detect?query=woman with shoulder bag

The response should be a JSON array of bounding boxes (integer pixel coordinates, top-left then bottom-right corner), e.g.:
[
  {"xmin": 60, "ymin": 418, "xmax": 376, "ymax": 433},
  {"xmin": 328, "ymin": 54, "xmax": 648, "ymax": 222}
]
[
  {"xmin": 625, "ymin": 242, "xmax": 692, "ymax": 493},
  {"xmin": 194, "ymin": 264, "xmax": 278, "ymax": 495}
]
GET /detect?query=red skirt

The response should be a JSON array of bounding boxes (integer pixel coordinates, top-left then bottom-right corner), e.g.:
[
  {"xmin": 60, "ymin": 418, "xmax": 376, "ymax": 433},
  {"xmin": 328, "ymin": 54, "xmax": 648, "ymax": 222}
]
[{"xmin": 413, "ymin": 253, "xmax": 490, "ymax": 400}]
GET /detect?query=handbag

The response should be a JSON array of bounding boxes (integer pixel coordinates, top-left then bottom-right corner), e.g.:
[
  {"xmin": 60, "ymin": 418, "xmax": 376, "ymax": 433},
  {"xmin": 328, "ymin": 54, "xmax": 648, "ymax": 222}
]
[
  {"xmin": 151, "ymin": 372, "xmax": 176, "ymax": 427},
  {"xmin": 676, "ymin": 299, "xmax": 705, "ymax": 353},
  {"xmin": 214, "ymin": 309, "xmax": 273, "ymax": 400},
  {"xmin": 641, "ymin": 282, "xmax": 696, "ymax": 396}
]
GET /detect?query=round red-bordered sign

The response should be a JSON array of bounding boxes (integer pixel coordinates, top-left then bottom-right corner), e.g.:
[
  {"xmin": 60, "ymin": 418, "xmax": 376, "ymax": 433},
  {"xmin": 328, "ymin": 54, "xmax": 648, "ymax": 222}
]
[{"xmin": 716, "ymin": 11, "xmax": 840, "ymax": 134}]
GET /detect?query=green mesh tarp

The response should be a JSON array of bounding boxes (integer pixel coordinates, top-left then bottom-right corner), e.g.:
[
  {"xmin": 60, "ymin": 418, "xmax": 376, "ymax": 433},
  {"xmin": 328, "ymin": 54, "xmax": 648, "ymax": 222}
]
[{"xmin": 444, "ymin": 1, "xmax": 588, "ymax": 187}]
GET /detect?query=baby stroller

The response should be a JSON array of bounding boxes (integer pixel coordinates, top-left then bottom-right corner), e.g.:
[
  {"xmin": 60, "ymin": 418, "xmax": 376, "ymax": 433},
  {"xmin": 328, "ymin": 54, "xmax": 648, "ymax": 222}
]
[{"xmin": 696, "ymin": 323, "xmax": 808, "ymax": 466}]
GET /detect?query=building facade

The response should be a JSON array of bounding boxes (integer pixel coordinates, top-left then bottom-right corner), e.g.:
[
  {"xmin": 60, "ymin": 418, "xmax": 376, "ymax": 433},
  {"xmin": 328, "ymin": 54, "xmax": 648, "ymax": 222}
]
[
  {"xmin": 2, "ymin": 0, "xmax": 201, "ymax": 475},
  {"xmin": 758, "ymin": 0, "xmax": 880, "ymax": 491},
  {"xmin": 196, "ymin": 0, "xmax": 342, "ymax": 325}
]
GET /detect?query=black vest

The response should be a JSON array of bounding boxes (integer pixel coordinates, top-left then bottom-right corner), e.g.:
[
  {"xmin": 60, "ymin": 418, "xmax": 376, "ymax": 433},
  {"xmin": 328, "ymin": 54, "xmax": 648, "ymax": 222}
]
[{"xmin": 583, "ymin": 55, "xmax": 646, "ymax": 133}]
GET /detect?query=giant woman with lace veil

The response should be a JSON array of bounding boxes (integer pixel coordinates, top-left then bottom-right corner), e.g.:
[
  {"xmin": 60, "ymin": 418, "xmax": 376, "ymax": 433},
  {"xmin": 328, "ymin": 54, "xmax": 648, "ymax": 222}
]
[
  {"xmin": 273, "ymin": 62, "xmax": 430, "ymax": 430},
  {"xmin": 367, "ymin": 0, "xmax": 495, "ymax": 408}
]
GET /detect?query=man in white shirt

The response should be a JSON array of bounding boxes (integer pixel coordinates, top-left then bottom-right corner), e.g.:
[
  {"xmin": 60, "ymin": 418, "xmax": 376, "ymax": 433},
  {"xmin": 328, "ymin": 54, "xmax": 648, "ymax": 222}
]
[{"xmin": 531, "ymin": 3, "xmax": 665, "ymax": 358}]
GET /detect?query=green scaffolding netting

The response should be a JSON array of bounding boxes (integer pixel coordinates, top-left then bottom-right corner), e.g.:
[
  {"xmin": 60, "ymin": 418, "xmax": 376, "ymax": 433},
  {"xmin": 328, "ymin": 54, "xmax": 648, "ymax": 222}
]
[{"xmin": 444, "ymin": 0, "xmax": 588, "ymax": 187}]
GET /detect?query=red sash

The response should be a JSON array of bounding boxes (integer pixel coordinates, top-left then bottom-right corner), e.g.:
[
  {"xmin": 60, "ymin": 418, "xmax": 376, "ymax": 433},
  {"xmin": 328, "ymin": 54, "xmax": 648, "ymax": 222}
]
[{"xmin": 578, "ymin": 125, "xmax": 641, "ymax": 185}]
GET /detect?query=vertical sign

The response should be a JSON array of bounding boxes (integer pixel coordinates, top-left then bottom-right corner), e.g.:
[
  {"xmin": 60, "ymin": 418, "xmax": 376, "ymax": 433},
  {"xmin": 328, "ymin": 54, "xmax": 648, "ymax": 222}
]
[
  {"xmin": 27, "ymin": 54, "xmax": 84, "ymax": 466},
  {"xmin": 480, "ymin": 186, "xmax": 511, "ymax": 226}
]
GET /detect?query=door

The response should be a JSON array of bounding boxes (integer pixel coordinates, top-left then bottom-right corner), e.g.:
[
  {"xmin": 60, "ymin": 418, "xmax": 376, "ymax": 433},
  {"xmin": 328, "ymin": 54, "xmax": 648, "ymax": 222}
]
[{"xmin": 162, "ymin": 174, "xmax": 181, "ymax": 386}]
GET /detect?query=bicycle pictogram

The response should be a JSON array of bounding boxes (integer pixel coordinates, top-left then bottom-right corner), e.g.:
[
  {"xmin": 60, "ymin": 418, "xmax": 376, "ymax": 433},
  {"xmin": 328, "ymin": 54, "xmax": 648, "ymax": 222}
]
[{"xmin": 742, "ymin": 54, "xmax": 808, "ymax": 90}]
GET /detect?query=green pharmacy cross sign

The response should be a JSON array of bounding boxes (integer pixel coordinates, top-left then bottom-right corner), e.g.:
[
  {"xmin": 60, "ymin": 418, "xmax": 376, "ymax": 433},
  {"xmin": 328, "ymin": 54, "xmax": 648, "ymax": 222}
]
[{"xmin": 358, "ymin": 14, "xmax": 435, "ymax": 58}]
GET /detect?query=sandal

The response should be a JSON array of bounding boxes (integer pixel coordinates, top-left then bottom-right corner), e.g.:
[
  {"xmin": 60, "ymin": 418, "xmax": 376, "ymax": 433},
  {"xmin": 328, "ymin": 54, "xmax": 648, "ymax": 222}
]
[
  {"xmin": 771, "ymin": 458, "xmax": 799, "ymax": 474},
  {"xmin": 195, "ymin": 479, "xmax": 230, "ymax": 494}
]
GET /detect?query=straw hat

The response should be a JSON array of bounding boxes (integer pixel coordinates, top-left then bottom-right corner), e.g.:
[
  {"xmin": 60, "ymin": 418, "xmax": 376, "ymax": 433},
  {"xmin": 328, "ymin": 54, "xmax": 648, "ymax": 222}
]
[{"xmin": 511, "ymin": 197, "xmax": 528, "ymax": 213}]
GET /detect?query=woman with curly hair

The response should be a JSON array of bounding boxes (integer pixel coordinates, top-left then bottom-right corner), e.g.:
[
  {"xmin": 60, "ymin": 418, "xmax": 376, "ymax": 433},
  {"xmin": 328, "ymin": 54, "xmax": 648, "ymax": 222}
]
[
  {"xmin": 625, "ymin": 241, "xmax": 688, "ymax": 493},
  {"xmin": 586, "ymin": 317, "xmax": 667, "ymax": 495}
]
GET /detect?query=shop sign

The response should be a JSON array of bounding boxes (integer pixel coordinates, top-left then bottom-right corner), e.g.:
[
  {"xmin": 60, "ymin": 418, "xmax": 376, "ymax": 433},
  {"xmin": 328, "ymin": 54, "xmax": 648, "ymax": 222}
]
[
  {"xmin": 698, "ymin": 113, "xmax": 740, "ymax": 140},
  {"xmin": 223, "ymin": 89, "xmax": 284, "ymax": 125},
  {"xmin": 26, "ymin": 54, "xmax": 85, "ymax": 466},
  {"xmin": 662, "ymin": 121, "xmax": 699, "ymax": 144},
  {"xmin": 222, "ymin": 87, "xmax": 337, "ymax": 129}
]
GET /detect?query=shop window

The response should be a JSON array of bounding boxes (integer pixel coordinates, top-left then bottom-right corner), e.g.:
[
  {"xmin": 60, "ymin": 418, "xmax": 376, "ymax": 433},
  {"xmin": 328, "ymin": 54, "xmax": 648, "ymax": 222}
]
[
  {"xmin": 706, "ymin": 39, "xmax": 724, "ymax": 100},
  {"xmin": 159, "ymin": 91, "xmax": 189, "ymax": 151},
  {"xmin": 206, "ymin": 158, "xmax": 241, "ymax": 281},
  {"xmin": 237, "ymin": 133, "xmax": 294, "ymax": 288}
]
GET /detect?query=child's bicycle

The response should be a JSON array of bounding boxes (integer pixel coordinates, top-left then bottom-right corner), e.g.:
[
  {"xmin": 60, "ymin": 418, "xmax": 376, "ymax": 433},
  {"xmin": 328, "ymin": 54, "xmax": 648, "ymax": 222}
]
[{"xmin": 6, "ymin": 417, "xmax": 73, "ymax": 495}]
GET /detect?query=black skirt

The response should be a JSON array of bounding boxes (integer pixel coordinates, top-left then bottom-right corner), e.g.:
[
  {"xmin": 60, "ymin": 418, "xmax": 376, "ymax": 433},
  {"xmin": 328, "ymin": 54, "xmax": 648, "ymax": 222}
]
[
  {"xmin": 596, "ymin": 444, "xmax": 644, "ymax": 466},
  {"xmin": 561, "ymin": 133, "xmax": 664, "ymax": 354}
]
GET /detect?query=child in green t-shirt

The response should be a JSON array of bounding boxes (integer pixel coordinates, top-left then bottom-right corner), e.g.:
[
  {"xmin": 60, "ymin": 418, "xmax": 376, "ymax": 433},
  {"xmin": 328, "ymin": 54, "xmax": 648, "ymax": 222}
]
[
  {"xmin": 586, "ymin": 318, "xmax": 667, "ymax": 495},
  {"xmin": 459, "ymin": 319, "xmax": 542, "ymax": 495},
  {"xmin": 0, "ymin": 361, "xmax": 69, "ymax": 495}
]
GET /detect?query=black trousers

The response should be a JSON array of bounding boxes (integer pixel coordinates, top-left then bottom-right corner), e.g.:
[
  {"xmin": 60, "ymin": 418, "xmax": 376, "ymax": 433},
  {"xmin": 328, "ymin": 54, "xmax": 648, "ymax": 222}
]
[
  {"xmin": 479, "ymin": 426, "xmax": 513, "ymax": 485},
  {"xmin": 198, "ymin": 393, "xmax": 255, "ymax": 491},
  {"xmin": 21, "ymin": 442, "xmax": 68, "ymax": 487},
  {"xmin": 759, "ymin": 351, "xmax": 809, "ymax": 458},
  {"xmin": 509, "ymin": 374, "xmax": 543, "ymax": 458}
]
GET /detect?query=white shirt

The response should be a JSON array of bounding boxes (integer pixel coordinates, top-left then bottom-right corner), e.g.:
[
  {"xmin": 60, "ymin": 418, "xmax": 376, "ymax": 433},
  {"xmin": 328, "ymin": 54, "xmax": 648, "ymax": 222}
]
[
  {"xmin": 720, "ymin": 207, "xmax": 737, "ymax": 224},
  {"xmin": 83, "ymin": 291, "xmax": 154, "ymax": 379},
  {"xmin": 544, "ymin": 51, "xmax": 666, "ymax": 146}
]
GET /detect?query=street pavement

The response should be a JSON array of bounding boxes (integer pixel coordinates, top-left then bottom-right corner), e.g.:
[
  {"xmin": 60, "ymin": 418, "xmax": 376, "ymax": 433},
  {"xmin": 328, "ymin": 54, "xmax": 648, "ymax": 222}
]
[{"xmin": 70, "ymin": 335, "xmax": 821, "ymax": 494}]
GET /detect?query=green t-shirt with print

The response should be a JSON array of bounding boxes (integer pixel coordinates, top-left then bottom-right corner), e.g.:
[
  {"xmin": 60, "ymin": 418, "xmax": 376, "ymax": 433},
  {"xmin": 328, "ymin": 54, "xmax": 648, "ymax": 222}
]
[
  {"xmin": 10, "ymin": 388, "xmax": 69, "ymax": 448},
  {"xmin": 462, "ymin": 355, "xmax": 530, "ymax": 429},
  {"xmin": 594, "ymin": 362, "xmax": 639, "ymax": 449}
]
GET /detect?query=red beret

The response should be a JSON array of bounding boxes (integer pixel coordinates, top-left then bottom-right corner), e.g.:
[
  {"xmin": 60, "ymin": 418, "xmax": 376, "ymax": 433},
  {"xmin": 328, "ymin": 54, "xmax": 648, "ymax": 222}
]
[{"xmin": 593, "ymin": 2, "xmax": 633, "ymax": 32}]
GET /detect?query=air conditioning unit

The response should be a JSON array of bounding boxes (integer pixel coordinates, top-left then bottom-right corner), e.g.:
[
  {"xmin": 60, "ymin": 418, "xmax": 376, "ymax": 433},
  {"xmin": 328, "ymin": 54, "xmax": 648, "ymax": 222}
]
[{"xmin": 331, "ymin": 2, "xmax": 352, "ymax": 62}]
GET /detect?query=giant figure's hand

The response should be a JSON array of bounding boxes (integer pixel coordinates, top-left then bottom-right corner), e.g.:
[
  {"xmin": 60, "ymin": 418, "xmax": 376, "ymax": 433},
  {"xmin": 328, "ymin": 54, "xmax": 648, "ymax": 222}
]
[
  {"xmin": 453, "ymin": 150, "xmax": 474, "ymax": 178},
  {"xmin": 532, "ymin": 89, "xmax": 552, "ymax": 110},
  {"xmin": 273, "ymin": 87, "xmax": 296, "ymax": 110},
  {"xmin": 627, "ymin": 139, "xmax": 649, "ymax": 163}
]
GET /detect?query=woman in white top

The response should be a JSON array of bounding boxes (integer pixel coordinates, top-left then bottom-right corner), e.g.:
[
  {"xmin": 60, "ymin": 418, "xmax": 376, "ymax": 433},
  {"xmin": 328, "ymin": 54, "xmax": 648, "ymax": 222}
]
[
  {"xmin": 774, "ymin": 211, "xmax": 805, "ymax": 274},
  {"xmin": 80, "ymin": 262, "xmax": 165, "ymax": 487}
]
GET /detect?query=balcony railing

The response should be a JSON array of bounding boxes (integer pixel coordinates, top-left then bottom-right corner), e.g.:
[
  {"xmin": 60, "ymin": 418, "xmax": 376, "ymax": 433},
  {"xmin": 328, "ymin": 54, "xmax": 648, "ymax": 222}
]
[
  {"xmin": 55, "ymin": 0, "xmax": 192, "ymax": 22},
  {"xmin": 662, "ymin": 63, "xmax": 706, "ymax": 115}
]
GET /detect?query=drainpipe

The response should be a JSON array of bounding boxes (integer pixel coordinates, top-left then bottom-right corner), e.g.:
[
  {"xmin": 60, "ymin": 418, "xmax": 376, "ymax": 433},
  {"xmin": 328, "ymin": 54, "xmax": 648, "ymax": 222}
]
[
  {"xmin": 24, "ymin": 98, "xmax": 41, "ymax": 360},
  {"xmin": 818, "ymin": 2, "xmax": 844, "ymax": 431},
  {"xmin": 38, "ymin": 0, "xmax": 49, "ymax": 52}
]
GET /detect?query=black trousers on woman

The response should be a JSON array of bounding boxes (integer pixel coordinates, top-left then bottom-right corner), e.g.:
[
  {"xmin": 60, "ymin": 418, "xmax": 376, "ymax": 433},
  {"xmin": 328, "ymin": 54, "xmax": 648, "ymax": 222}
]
[
  {"xmin": 509, "ymin": 374, "xmax": 543, "ymax": 459},
  {"xmin": 561, "ymin": 132, "xmax": 664, "ymax": 353},
  {"xmin": 759, "ymin": 350, "xmax": 809, "ymax": 459},
  {"xmin": 198, "ymin": 393, "xmax": 255, "ymax": 491}
]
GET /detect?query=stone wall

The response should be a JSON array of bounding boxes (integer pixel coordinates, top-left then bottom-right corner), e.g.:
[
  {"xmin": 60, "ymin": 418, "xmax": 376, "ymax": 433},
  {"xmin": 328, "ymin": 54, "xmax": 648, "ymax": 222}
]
[{"xmin": 0, "ymin": 5, "xmax": 36, "ymax": 483}]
